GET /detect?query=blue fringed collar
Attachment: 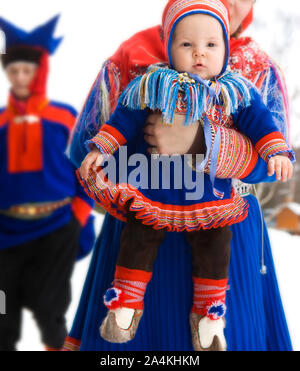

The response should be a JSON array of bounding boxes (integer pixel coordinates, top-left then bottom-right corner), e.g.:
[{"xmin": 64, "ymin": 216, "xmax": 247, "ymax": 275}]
[{"xmin": 121, "ymin": 64, "xmax": 255, "ymax": 126}]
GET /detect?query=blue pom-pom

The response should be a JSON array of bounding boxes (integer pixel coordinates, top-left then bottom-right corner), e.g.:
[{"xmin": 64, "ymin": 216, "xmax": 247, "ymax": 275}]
[
  {"xmin": 208, "ymin": 305, "xmax": 225, "ymax": 317},
  {"xmin": 104, "ymin": 288, "xmax": 118, "ymax": 303},
  {"xmin": 207, "ymin": 301, "xmax": 226, "ymax": 320}
]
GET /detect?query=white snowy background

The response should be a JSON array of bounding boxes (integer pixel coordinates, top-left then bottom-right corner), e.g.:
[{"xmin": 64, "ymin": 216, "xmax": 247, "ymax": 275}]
[{"xmin": 0, "ymin": 0, "xmax": 299, "ymax": 351}]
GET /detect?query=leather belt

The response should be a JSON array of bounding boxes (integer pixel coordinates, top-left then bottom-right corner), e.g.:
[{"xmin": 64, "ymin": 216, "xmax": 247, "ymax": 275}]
[{"xmin": 0, "ymin": 197, "xmax": 72, "ymax": 220}]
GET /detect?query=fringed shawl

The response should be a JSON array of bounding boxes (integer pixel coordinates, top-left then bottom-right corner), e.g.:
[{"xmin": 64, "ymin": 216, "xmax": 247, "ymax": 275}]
[{"xmin": 120, "ymin": 64, "xmax": 255, "ymax": 125}]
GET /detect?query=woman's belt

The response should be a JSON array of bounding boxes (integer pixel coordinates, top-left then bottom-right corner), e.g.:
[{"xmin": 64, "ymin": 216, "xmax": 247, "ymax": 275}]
[
  {"xmin": 232, "ymin": 179, "xmax": 252, "ymax": 197},
  {"xmin": 0, "ymin": 197, "xmax": 72, "ymax": 220}
]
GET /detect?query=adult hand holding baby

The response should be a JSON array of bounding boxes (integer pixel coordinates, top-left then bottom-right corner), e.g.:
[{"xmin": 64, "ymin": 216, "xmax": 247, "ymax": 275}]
[{"xmin": 144, "ymin": 113, "xmax": 202, "ymax": 156}]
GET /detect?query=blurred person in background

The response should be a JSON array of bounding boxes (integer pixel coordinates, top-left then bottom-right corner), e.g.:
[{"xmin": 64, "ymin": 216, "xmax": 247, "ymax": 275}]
[
  {"xmin": 64, "ymin": 0, "xmax": 292, "ymax": 351},
  {"xmin": 0, "ymin": 16, "xmax": 95, "ymax": 351}
]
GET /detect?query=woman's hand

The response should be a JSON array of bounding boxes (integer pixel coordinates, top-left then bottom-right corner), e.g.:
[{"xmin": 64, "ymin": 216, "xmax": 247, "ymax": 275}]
[
  {"xmin": 143, "ymin": 113, "xmax": 201, "ymax": 155},
  {"xmin": 268, "ymin": 155, "xmax": 293, "ymax": 182},
  {"xmin": 80, "ymin": 148, "xmax": 105, "ymax": 180}
]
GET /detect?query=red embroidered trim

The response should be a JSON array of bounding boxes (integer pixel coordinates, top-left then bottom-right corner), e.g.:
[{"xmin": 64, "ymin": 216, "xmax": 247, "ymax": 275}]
[
  {"xmin": 255, "ymin": 132, "xmax": 290, "ymax": 161},
  {"xmin": 62, "ymin": 336, "xmax": 81, "ymax": 352},
  {"xmin": 91, "ymin": 131, "xmax": 122, "ymax": 156},
  {"xmin": 77, "ymin": 169, "xmax": 248, "ymax": 232},
  {"xmin": 100, "ymin": 124, "xmax": 127, "ymax": 147},
  {"xmin": 89, "ymin": 124, "xmax": 127, "ymax": 156},
  {"xmin": 212, "ymin": 124, "xmax": 259, "ymax": 179}
]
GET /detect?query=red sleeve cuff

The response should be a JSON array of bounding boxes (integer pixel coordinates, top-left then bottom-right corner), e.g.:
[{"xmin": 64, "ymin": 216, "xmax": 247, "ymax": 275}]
[
  {"xmin": 255, "ymin": 132, "xmax": 291, "ymax": 162},
  {"xmin": 89, "ymin": 124, "xmax": 127, "ymax": 156}
]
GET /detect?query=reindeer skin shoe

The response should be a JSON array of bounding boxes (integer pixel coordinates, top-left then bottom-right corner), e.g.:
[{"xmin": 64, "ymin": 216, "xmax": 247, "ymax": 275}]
[
  {"xmin": 100, "ymin": 307, "xmax": 143, "ymax": 343},
  {"xmin": 190, "ymin": 312, "xmax": 227, "ymax": 351}
]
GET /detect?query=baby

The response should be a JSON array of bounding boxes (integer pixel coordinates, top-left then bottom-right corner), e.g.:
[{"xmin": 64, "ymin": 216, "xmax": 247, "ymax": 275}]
[{"xmin": 79, "ymin": 0, "xmax": 294, "ymax": 351}]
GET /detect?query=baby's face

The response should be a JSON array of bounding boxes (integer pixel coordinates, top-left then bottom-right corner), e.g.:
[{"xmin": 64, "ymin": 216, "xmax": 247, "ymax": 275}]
[{"xmin": 170, "ymin": 14, "xmax": 226, "ymax": 80}]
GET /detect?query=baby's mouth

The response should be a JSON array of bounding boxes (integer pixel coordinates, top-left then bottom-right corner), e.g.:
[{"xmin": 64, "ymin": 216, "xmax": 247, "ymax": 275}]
[{"xmin": 193, "ymin": 63, "xmax": 205, "ymax": 69}]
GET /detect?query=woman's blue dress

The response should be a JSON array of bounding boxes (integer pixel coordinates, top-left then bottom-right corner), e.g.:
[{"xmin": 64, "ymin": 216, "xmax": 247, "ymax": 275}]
[{"xmin": 67, "ymin": 194, "xmax": 292, "ymax": 350}]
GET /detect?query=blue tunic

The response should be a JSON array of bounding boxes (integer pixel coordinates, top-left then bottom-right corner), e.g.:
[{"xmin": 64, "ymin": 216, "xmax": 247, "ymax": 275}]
[
  {"xmin": 81, "ymin": 78, "xmax": 293, "ymax": 232},
  {"xmin": 0, "ymin": 101, "xmax": 94, "ymax": 252}
]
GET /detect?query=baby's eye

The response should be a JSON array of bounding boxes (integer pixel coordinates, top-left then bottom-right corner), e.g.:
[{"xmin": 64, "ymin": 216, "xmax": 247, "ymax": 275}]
[
  {"xmin": 182, "ymin": 42, "xmax": 191, "ymax": 47},
  {"xmin": 208, "ymin": 42, "xmax": 216, "ymax": 47}
]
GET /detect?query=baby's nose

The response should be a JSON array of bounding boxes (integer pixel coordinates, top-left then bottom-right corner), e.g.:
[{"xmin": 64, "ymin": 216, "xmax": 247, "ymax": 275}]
[{"xmin": 193, "ymin": 49, "xmax": 205, "ymax": 57}]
